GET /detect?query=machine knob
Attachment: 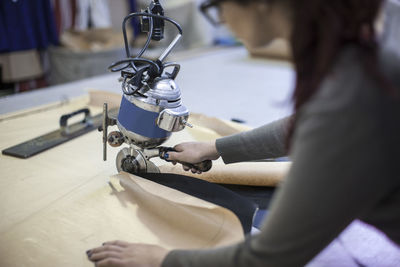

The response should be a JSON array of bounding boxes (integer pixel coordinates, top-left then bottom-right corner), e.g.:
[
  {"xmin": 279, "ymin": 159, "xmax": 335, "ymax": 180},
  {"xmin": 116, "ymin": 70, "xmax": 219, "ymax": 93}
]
[{"xmin": 107, "ymin": 131, "xmax": 125, "ymax": 147}]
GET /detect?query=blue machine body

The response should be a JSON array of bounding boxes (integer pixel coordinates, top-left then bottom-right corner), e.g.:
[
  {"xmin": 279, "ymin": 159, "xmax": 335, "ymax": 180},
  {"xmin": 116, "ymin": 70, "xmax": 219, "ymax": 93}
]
[{"xmin": 118, "ymin": 95, "xmax": 171, "ymax": 139}]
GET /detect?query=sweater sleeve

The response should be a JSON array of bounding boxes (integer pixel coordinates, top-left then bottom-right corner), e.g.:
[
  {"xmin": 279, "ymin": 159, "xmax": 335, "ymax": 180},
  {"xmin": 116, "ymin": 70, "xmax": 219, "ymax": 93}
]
[
  {"xmin": 215, "ymin": 116, "xmax": 291, "ymax": 164},
  {"xmin": 161, "ymin": 48, "xmax": 395, "ymax": 267}
]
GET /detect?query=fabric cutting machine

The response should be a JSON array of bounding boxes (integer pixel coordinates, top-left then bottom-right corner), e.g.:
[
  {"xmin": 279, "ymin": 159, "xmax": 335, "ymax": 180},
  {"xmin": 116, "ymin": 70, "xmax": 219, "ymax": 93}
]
[{"xmin": 99, "ymin": 0, "xmax": 212, "ymax": 174}]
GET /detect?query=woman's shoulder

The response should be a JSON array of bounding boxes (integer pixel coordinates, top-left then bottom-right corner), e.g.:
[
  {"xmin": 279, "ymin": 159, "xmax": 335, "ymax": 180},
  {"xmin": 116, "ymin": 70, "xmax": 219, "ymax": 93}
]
[
  {"xmin": 304, "ymin": 44, "xmax": 400, "ymax": 115},
  {"xmin": 329, "ymin": 43, "xmax": 400, "ymax": 97}
]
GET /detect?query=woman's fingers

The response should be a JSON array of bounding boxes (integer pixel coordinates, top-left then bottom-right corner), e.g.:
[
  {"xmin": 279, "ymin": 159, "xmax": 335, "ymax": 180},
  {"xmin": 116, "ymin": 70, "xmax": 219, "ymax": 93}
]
[
  {"xmin": 168, "ymin": 142, "xmax": 201, "ymax": 163},
  {"xmin": 167, "ymin": 144, "xmax": 185, "ymax": 161},
  {"xmin": 87, "ymin": 242, "xmax": 169, "ymax": 267},
  {"xmin": 88, "ymin": 245, "xmax": 123, "ymax": 256},
  {"xmin": 172, "ymin": 143, "xmax": 185, "ymax": 152},
  {"xmin": 87, "ymin": 242, "xmax": 128, "ymax": 262},
  {"xmin": 89, "ymin": 250, "xmax": 121, "ymax": 262},
  {"xmin": 103, "ymin": 240, "xmax": 130, "ymax": 248},
  {"xmin": 166, "ymin": 151, "xmax": 180, "ymax": 162}
]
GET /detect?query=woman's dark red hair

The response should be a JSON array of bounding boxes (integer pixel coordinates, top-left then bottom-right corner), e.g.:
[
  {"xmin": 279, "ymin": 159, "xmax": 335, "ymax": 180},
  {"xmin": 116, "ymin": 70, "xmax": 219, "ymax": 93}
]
[
  {"xmin": 291, "ymin": 0, "xmax": 384, "ymax": 110},
  {"xmin": 287, "ymin": 0, "xmax": 390, "ymax": 146}
]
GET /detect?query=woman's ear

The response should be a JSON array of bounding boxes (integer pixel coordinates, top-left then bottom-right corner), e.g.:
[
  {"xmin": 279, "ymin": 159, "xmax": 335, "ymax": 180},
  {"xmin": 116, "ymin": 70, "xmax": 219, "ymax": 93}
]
[
  {"xmin": 254, "ymin": 1, "xmax": 271, "ymax": 15},
  {"xmin": 253, "ymin": 1, "xmax": 274, "ymax": 28}
]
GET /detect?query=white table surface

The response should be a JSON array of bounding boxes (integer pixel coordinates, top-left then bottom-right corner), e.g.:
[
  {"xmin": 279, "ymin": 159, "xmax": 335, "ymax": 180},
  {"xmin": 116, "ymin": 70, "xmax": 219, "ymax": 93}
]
[{"xmin": 0, "ymin": 46, "xmax": 295, "ymax": 127}]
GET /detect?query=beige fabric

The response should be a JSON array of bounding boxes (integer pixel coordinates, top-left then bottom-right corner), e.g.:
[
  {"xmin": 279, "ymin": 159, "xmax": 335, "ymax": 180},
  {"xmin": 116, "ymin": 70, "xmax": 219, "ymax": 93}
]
[
  {"xmin": 88, "ymin": 89, "xmax": 122, "ymax": 109},
  {"xmin": 0, "ymin": 172, "xmax": 243, "ymax": 267},
  {"xmin": 187, "ymin": 113, "xmax": 252, "ymax": 137},
  {"xmin": 0, "ymin": 95, "xmax": 244, "ymax": 267},
  {"xmin": 160, "ymin": 161, "xmax": 290, "ymax": 186}
]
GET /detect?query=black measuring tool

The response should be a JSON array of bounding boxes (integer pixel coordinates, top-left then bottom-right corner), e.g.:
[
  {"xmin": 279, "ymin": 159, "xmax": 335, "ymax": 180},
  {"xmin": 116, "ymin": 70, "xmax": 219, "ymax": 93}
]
[{"xmin": 2, "ymin": 107, "xmax": 118, "ymax": 159}]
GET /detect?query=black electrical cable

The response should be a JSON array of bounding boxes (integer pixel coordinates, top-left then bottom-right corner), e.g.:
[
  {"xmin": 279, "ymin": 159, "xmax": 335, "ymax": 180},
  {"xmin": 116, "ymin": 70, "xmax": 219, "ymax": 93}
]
[
  {"xmin": 108, "ymin": 58, "xmax": 160, "ymax": 73},
  {"xmin": 108, "ymin": 11, "xmax": 183, "ymax": 96},
  {"xmin": 109, "ymin": 13, "xmax": 182, "ymax": 74},
  {"xmin": 110, "ymin": 17, "xmax": 154, "ymax": 73},
  {"xmin": 136, "ymin": 16, "xmax": 153, "ymax": 59},
  {"xmin": 121, "ymin": 12, "xmax": 183, "ymax": 59}
]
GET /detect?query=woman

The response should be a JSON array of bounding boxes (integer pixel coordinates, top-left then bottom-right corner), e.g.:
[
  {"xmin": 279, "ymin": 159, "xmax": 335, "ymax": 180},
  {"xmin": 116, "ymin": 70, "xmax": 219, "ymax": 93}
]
[{"xmin": 87, "ymin": 0, "xmax": 400, "ymax": 266}]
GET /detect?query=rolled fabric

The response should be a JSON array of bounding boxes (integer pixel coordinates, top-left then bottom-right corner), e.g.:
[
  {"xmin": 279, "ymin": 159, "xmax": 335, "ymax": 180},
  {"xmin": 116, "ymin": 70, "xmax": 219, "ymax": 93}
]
[
  {"xmin": 187, "ymin": 113, "xmax": 251, "ymax": 137},
  {"xmin": 159, "ymin": 161, "xmax": 290, "ymax": 187}
]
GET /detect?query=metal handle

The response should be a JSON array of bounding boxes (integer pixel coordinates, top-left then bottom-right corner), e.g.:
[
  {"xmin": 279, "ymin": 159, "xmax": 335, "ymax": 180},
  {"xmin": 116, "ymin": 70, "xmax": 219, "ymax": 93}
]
[
  {"xmin": 59, "ymin": 108, "xmax": 91, "ymax": 134},
  {"xmin": 59, "ymin": 108, "xmax": 90, "ymax": 128},
  {"xmin": 181, "ymin": 160, "xmax": 213, "ymax": 173},
  {"xmin": 163, "ymin": 62, "xmax": 180, "ymax": 80}
]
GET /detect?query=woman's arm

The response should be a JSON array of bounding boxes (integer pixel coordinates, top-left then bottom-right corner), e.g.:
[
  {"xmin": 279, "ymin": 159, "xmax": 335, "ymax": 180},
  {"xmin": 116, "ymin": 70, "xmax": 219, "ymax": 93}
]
[
  {"xmin": 165, "ymin": 116, "xmax": 291, "ymax": 171},
  {"xmin": 216, "ymin": 116, "xmax": 291, "ymax": 163},
  {"xmin": 168, "ymin": 116, "xmax": 291, "ymax": 164}
]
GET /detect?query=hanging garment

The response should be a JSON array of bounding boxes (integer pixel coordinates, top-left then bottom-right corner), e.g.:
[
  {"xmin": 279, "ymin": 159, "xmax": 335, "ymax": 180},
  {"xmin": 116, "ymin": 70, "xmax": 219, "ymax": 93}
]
[
  {"xmin": 0, "ymin": 0, "xmax": 59, "ymax": 52},
  {"xmin": 0, "ymin": 9, "xmax": 7, "ymax": 52},
  {"xmin": 74, "ymin": 0, "xmax": 111, "ymax": 31},
  {"xmin": 52, "ymin": 0, "xmax": 76, "ymax": 35}
]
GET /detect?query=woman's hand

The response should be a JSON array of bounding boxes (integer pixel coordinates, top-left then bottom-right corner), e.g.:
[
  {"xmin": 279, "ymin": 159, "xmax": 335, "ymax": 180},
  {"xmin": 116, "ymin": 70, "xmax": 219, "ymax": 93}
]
[
  {"xmin": 87, "ymin": 241, "xmax": 169, "ymax": 267},
  {"xmin": 166, "ymin": 141, "xmax": 220, "ymax": 173}
]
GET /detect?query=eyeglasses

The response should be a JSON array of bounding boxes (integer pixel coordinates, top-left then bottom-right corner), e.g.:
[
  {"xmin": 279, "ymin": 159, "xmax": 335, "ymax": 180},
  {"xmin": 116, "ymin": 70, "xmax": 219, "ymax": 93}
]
[{"xmin": 200, "ymin": 0, "xmax": 227, "ymax": 26}]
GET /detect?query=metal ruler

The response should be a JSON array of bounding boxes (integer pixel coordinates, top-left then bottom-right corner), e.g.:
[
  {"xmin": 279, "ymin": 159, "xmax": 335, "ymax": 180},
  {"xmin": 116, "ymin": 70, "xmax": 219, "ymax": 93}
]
[{"xmin": 2, "ymin": 107, "xmax": 118, "ymax": 159}]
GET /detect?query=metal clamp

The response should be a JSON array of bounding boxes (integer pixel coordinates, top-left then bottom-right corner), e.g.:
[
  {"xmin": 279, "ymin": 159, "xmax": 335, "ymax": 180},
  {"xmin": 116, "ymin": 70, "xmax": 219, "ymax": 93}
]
[{"xmin": 98, "ymin": 103, "xmax": 117, "ymax": 161}]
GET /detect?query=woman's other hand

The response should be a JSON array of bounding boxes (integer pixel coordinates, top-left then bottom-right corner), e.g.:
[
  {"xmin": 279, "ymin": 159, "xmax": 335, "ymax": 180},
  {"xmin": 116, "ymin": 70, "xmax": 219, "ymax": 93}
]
[{"xmin": 87, "ymin": 241, "xmax": 169, "ymax": 267}]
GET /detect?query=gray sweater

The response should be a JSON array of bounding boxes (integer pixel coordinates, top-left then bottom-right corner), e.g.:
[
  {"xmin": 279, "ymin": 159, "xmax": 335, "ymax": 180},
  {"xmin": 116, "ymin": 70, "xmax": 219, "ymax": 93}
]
[{"xmin": 162, "ymin": 46, "xmax": 400, "ymax": 266}]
